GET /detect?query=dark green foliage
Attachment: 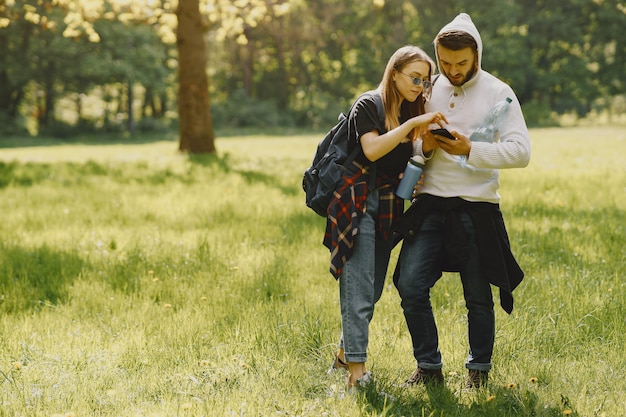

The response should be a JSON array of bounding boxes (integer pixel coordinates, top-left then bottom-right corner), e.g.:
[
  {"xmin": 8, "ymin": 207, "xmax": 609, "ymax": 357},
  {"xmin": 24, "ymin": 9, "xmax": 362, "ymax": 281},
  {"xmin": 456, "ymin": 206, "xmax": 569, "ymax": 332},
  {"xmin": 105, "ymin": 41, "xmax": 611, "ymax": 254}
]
[
  {"xmin": 211, "ymin": 90, "xmax": 297, "ymax": 129},
  {"xmin": 1, "ymin": 0, "xmax": 625, "ymax": 134}
]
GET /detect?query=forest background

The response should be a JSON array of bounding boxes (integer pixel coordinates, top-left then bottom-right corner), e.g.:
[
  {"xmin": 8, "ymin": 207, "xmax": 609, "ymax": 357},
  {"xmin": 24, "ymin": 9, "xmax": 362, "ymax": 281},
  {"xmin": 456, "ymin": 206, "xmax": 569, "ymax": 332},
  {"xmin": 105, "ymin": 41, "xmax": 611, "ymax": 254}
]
[{"xmin": 1, "ymin": 0, "xmax": 626, "ymax": 143}]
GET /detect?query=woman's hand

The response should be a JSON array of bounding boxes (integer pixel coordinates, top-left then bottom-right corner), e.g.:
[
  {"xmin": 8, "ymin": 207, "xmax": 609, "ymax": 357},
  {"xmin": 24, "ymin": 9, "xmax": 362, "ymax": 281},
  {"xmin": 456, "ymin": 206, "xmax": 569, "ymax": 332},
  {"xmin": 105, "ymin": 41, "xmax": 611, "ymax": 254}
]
[
  {"xmin": 412, "ymin": 112, "xmax": 448, "ymax": 133},
  {"xmin": 411, "ymin": 112, "xmax": 448, "ymax": 154}
]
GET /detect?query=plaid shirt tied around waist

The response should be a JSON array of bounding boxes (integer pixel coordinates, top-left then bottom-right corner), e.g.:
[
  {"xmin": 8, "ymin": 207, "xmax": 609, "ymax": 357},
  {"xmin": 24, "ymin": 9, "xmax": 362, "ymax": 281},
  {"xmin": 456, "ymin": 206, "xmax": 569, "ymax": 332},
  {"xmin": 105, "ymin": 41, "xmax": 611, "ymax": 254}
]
[{"xmin": 323, "ymin": 160, "xmax": 403, "ymax": 279}]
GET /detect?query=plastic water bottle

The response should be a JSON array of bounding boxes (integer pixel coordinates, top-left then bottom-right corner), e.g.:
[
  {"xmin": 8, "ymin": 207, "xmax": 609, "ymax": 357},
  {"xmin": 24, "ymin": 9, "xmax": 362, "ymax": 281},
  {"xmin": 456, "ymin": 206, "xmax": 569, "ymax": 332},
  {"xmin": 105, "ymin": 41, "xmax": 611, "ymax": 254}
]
[
  {"xmin": 458, "ymin": 97, "xmax": 512, "ymax": 167},
  {"xmin": 469, "ymin": 97, "xmax": 512, "ymax": 143},
  {"xmin": 396, "ymin": 155, "xmax": 426, "ymax": 199}
]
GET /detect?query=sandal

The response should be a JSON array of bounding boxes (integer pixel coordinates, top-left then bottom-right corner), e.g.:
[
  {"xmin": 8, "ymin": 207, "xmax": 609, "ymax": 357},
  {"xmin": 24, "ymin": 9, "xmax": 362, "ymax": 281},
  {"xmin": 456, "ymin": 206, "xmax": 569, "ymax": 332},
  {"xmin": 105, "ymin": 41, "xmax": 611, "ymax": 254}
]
[
  {"xmin": 327, "ymin": 353, "xmax": 349, "ymax": 374},
  {"xmin": 347, "ymin": 371, "xmax": 373, "ymax": 393}
]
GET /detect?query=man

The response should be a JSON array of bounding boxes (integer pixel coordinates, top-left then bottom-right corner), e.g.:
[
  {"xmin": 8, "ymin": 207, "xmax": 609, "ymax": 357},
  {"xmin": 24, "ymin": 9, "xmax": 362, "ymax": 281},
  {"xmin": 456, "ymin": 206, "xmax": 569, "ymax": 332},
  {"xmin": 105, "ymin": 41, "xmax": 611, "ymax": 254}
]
[{"xmin": 394, "ymin": 13, "xmax": 531, "ymax": 388}]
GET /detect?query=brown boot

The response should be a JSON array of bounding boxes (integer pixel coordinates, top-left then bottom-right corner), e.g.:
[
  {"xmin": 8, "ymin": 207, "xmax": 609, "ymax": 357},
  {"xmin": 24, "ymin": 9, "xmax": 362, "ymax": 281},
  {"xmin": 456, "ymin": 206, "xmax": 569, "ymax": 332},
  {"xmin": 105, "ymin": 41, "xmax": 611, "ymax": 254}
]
[
  {"xmin": 466, "ymin": 369, "xmax": 489, "ymax": 388},
  {"xmin": 405, "ymin": 367, "xmax": 444, "ymax": 386}
]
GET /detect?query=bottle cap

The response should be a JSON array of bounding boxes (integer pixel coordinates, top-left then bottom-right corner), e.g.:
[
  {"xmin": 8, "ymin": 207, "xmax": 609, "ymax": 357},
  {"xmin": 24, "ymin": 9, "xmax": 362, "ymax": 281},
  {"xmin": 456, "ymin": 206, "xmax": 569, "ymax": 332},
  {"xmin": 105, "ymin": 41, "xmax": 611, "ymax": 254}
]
[{"xmin": 410, "ymin": 155, "xmax": 425, "ymax": 165}]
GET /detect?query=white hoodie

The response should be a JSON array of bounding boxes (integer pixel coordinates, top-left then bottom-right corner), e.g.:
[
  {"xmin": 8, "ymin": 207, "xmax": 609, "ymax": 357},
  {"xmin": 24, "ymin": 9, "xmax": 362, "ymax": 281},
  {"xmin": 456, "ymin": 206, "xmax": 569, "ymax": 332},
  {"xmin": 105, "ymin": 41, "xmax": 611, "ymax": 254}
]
[{"xmin": 420, "ymin": 13, "xmax": 531, "ymax": 204}]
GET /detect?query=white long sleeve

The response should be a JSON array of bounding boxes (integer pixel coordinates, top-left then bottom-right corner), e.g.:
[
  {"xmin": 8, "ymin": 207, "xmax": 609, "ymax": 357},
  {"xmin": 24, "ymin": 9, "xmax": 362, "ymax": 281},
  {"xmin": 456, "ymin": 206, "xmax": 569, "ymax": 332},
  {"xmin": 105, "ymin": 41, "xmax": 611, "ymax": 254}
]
[{"xmin": 422, "ymin": 70, "xmax": 531, "ymax": 203}]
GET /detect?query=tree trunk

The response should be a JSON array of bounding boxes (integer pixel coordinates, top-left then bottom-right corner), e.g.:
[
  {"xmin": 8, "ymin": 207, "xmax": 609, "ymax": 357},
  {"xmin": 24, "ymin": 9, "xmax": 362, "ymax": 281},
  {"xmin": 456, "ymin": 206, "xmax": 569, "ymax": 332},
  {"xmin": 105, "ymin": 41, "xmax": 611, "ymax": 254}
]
[
  {"xmin": 175, "ymin": 0, "xmax": 216, "ymax": 154},
  {"xmin": 127, "ymin": 78, "xmax": 135, "ymax": 134}
]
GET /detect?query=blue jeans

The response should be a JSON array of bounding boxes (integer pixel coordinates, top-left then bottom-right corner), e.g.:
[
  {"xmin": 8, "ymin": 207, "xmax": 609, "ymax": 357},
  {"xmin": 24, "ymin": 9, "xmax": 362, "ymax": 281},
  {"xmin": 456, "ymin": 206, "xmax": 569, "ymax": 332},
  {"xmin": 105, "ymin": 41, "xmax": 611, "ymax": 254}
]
[
  {"xmin": 338, "ymin": 189, "xmax": 393, "ymax": 363},
  {"xmin": 396, "ymin": 210, "xmax": 494, "ymax": 371}
]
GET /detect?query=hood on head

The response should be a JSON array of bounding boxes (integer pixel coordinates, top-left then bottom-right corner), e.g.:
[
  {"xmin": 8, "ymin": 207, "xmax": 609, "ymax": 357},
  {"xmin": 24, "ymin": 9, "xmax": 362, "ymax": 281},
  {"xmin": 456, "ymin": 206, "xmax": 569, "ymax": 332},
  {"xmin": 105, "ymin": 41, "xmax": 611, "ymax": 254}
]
[{"xmin": 434, "ymin": 12, "xmax": 483, "ymax": 70}]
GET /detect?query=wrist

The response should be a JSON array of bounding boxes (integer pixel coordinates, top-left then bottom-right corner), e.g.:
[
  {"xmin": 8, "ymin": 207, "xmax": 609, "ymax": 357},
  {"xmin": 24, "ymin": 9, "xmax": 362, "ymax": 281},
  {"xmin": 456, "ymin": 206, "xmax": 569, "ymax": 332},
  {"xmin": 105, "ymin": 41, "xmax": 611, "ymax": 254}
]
[{"xmin": 422, "ymin": 142, "xmax": 436, "ymax": 154}]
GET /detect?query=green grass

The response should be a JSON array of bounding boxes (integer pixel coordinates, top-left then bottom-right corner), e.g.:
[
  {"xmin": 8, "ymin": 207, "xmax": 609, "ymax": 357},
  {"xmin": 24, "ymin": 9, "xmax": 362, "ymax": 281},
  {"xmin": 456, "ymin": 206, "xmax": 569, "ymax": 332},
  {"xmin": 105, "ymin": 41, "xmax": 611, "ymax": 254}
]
[{"xmin": 0, "ymin": 126, "xmax": 624, "ymax": 416}]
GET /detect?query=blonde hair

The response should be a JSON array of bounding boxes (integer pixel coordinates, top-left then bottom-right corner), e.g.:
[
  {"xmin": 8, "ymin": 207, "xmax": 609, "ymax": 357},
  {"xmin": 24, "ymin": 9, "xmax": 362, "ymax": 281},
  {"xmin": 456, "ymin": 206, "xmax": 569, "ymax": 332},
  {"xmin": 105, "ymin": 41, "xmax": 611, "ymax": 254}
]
[{"xmin": 379, "ymin": 45, "xmax": 434, "ymax": 139}]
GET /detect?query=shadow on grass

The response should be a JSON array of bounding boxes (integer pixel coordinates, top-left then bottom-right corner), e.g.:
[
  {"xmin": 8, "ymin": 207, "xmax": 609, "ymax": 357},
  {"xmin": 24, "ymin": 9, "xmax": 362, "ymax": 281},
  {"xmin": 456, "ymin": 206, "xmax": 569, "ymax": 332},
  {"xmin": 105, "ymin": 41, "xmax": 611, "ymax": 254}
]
[
  {"xmin": 0, "ymin": 128, "xmax": 316, "ymax": 149},
  {"xmin": 0, "ymin": 244, "xmax": 84, "ymax": 314},
  {"xmin": 235, "ymin": 168, "xmax": 300, "ymax": 197},
  {"xmin": 0, "ymin": 132, "xmax": 179, "ymax": 148},
  {"xmin": 358, "ymin": 381, "xmax": 574, "ymax": 416},
  {"xmin": 188, "ymin": 152, "xmax": 232, "ymax": 172},
  {"xmin": 189, "ymin": 152, "xmax": 300, "ymax": 197},
  {"xmin": 0, "ymin": 160, "xmax": 197, "ymax": 189}
]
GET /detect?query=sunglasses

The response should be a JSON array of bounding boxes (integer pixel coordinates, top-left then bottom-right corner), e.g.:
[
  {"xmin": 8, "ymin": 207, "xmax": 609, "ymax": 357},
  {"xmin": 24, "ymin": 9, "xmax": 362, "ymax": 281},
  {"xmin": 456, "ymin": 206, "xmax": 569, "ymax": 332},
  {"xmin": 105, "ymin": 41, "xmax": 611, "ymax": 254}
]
[{"xmin": 398, "ymin": 72, "xmax": 432, "ymax": 89}]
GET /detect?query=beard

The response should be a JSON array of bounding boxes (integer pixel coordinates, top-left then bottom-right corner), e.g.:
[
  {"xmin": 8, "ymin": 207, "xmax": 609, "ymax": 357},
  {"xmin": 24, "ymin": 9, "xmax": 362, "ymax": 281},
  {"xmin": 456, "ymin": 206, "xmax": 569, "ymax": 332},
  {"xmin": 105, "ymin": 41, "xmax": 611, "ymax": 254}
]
[{"xmin": 444, "ymin": 63, "xmax": 478, "ymax": 87}]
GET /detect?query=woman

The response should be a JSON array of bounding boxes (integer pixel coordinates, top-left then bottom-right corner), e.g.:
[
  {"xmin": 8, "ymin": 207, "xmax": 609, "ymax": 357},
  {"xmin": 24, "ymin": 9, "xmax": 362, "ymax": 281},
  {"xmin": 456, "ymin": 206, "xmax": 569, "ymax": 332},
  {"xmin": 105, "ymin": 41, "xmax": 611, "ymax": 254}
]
[{"xmin": 324, "ymin": 45, "xmax": 447, "ymax": 388}]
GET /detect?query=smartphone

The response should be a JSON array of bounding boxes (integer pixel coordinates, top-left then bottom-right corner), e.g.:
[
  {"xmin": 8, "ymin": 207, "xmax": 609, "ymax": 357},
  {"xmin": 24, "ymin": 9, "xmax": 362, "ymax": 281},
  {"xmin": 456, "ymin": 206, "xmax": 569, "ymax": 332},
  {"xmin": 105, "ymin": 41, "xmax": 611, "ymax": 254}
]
[{"xmin": 430, "ymin": 128, "xmax": 455, "ymax": 140}]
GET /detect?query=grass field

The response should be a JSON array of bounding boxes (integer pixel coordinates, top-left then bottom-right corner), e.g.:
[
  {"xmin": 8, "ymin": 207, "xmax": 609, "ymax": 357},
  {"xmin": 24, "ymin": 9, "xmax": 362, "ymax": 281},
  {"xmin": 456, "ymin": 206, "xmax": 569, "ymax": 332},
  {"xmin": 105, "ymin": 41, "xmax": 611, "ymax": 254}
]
[{"xmin": 0, "ymin": 126, "xmax": 624, "ymax": 416}]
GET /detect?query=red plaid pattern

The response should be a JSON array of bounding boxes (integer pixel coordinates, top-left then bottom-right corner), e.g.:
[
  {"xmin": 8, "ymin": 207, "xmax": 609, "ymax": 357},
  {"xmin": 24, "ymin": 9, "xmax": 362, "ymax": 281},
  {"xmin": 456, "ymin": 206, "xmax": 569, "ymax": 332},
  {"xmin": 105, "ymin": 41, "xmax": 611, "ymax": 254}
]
[{"xmin": 323, "ymin": 160, "xmax": 403, "ymax": 279}]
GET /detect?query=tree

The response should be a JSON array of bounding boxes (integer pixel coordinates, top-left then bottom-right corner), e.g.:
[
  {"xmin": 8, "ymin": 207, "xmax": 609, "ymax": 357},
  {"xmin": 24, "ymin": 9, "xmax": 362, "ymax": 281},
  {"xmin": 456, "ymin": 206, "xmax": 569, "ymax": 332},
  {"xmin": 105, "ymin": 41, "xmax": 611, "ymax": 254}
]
[
  {"xmin": 1, "ymin": 0, "xmax": 625, "ymax": 135},
  {"xmin": 176, "ymin": 0, "xmax": 215, "ymax": 154},
  {"xmin": 0, "ymin": 0, "xmax": 38, "ymax": 133}
]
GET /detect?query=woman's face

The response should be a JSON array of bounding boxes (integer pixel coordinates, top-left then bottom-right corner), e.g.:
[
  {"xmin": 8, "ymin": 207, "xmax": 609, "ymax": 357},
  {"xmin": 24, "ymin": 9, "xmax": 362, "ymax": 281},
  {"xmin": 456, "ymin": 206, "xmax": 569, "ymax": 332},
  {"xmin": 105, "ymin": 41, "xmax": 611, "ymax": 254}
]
[{"xmin": 393, "ymin": 60, "xmax": 431, "ymax": 103}]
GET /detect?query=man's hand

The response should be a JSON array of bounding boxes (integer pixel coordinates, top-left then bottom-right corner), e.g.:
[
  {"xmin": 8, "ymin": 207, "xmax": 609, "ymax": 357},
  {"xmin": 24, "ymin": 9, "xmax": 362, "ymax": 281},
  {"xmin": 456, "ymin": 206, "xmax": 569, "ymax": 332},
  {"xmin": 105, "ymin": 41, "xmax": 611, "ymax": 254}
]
[
  {"xmin": 433, "ymin": 130, "xmax": 471, "ymax": 156},
  {"xmin": 421, "ymin": 130, "xmax": 441, "ymax": 155}
]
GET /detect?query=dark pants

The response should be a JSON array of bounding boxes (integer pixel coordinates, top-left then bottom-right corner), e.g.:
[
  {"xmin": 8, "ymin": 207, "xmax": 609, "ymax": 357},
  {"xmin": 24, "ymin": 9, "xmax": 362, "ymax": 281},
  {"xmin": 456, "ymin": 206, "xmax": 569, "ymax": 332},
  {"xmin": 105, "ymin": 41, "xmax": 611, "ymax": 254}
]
[{"xmin": 396, "ymin": 210, "xmax": 495, "ymax": 371}]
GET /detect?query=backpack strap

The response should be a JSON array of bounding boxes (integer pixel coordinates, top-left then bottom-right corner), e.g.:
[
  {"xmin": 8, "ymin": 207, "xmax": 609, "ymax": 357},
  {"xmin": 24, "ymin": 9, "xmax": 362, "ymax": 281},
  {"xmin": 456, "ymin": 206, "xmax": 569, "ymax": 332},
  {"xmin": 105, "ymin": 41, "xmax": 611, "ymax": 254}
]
[{"xmin": 368, "ymin": 94, "xmax": 384, "ymax": 191}]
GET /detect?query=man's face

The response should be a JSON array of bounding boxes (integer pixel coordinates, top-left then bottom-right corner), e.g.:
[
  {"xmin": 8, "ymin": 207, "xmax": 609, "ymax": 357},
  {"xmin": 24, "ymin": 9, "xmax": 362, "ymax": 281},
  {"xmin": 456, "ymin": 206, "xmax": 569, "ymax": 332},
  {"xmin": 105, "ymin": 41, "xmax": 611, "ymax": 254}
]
[{"xmin": 437, "ymin": 46, "xmax": 478, "ymax": 87}]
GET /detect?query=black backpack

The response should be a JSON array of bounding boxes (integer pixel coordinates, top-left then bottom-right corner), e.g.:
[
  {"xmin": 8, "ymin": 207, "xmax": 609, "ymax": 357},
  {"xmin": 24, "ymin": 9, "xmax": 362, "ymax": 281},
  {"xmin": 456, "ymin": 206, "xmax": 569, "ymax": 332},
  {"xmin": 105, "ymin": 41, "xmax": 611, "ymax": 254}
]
[{"xmin": 302, "ymin": 91, "xmax": 384, "ymax": 217}]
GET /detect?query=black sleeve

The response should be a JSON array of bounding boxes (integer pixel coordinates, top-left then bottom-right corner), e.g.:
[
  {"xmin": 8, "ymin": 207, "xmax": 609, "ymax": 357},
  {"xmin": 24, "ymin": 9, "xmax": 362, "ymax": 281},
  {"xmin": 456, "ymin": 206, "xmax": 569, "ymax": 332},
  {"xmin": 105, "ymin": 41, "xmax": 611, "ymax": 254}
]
[{"xmin": 348, "ymin": 93, "xmax": 385, "ymax": 146}]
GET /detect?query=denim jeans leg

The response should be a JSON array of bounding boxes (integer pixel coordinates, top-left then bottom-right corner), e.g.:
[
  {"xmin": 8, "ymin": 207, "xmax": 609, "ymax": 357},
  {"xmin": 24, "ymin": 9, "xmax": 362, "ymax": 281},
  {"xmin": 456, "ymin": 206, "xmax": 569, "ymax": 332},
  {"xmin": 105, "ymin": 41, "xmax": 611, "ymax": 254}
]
[
  {"xmin": 396, "ymin": 212, "xmax": 445, "ymax": 370},
  {"xmin": 458, "ymin": 212, "xmax": 495, "ymax": 371},
  {"xmin": 339, "ymin": 190, "xmax": 391, "ymax": 363}
]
